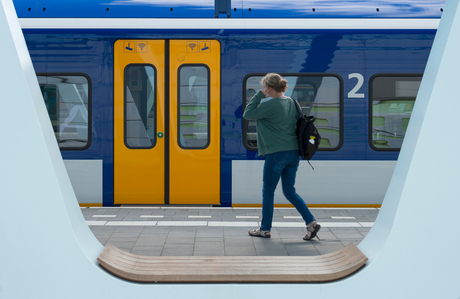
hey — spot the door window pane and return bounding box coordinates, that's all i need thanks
[38,74,90,150]
[125,65,156,148]
[371,75,422,150]
[178,65,210,149]
[244,75,342,150]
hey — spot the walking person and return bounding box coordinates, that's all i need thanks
[243,73,320,241]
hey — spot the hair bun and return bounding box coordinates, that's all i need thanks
[261,73,288,93]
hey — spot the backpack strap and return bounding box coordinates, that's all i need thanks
[291,98,303,116]
[291,98,316,122]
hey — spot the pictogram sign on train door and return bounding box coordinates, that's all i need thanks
[114,40,220,205]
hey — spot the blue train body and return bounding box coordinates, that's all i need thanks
[14,0,445,207]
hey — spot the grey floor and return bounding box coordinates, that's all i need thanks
[83,207,378,256]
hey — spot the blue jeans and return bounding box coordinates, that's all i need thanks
[261,150,315,231]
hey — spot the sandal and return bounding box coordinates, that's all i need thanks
[304,221,321,241]
[248,228,271,238]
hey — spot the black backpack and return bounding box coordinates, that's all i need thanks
[292,99,321,169]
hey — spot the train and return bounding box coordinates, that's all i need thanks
[13,0,446,207]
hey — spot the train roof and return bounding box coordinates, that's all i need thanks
[14,0,445,19]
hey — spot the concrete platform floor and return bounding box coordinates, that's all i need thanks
[82,206,378,256]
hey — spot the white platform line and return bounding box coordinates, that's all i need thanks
[235,216,260,219]
[319,222,362,227]
[89,206,235,210]
[92,215,117,218]
[160,207,217,210]
[89,206,121,209]
[283,216,302,219]
[208,221,259,227]
[331,216,356,219]
[105,221,157,226]
[188,215,212,218]
[359,222,375,227]
[87,206,379,211]
[85,221,374,227]
[310,208,380,210]
[90,206,161,209]
[140,215,164,218]
[86,221,107,226]
[272,222,305,227]
[156,221,208,226]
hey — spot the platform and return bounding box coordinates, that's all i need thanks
[83,207,375,257]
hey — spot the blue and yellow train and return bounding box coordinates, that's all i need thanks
[14,0,445,207]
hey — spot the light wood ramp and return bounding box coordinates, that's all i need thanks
[97,243,368,283]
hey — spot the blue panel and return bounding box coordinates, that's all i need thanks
[12,0,38,17]
[220,160,232,207]
[14,0,445,18]
[18,0,215,18]
[241,0,445,18]
[230,0,243,18]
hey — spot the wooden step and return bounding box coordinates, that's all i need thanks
[97,243,368,283]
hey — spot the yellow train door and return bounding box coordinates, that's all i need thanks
[114,40,220,205]
[169,40,220,205]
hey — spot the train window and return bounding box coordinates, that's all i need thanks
[370,74,422,150]
[124,65,156,149]
[37,74,91,150]
[243,74,343,151]
[178,65,210,149]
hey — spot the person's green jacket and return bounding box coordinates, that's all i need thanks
[243,90,299,156]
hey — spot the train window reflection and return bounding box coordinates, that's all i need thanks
[124,65,156,149]
[370,75,422,150]
[178,65,210,149]
[243,74,342,151]
[37,74,90,150]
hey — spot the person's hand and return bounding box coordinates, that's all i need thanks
[260,89,268,97]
